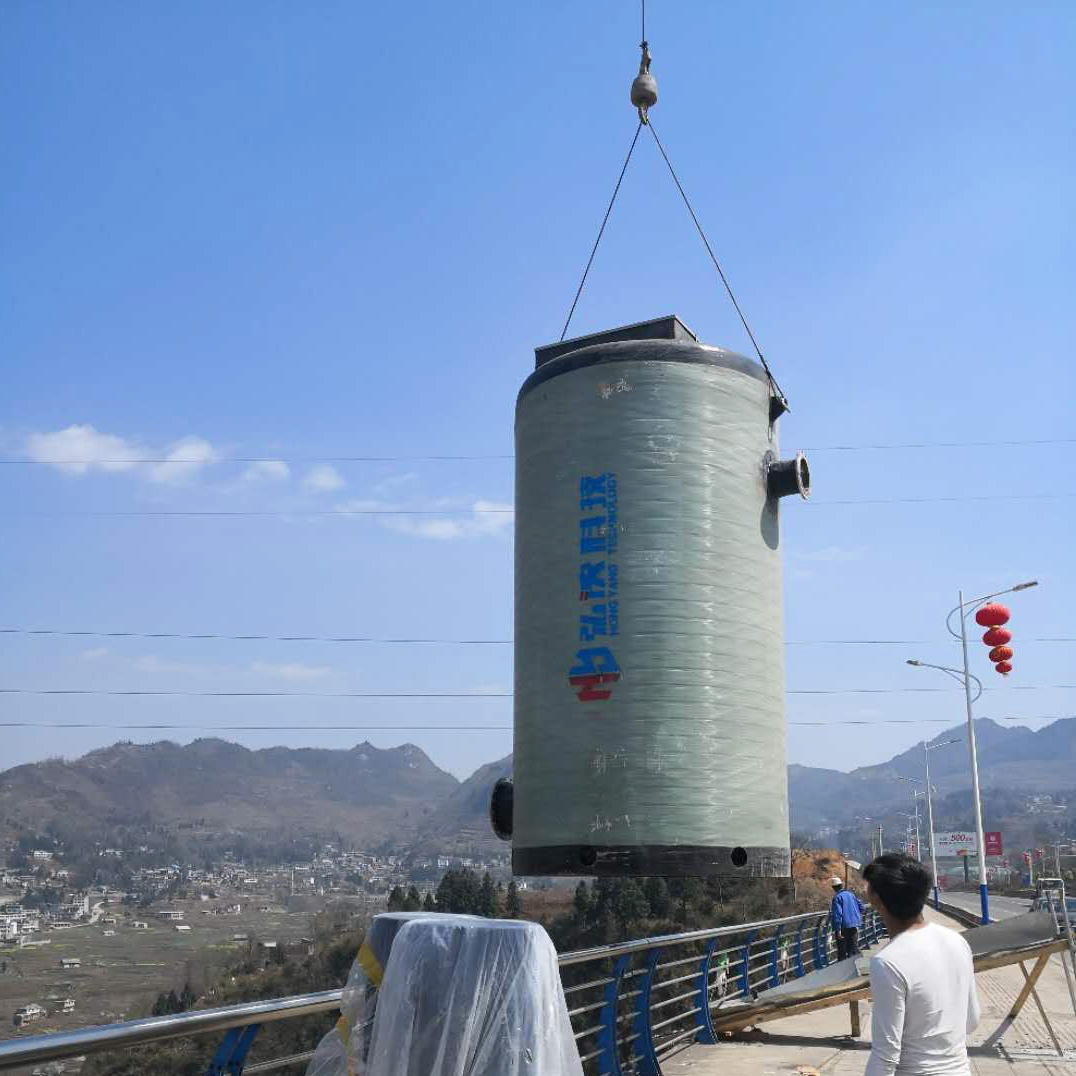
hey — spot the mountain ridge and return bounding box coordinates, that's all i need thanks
[2,719,1073,854]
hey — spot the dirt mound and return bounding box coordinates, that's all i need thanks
[792,849,863,906]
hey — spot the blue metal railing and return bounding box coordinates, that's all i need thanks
[561,907,886,1074]
[0,906,886,1076]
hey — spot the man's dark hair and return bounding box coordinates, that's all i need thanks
[863,853,932,920]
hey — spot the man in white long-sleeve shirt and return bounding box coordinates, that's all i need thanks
[863,853,981,1076]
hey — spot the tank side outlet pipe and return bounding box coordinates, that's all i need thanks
[766,452,810,500]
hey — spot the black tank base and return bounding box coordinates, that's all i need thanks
[513,843,791,878]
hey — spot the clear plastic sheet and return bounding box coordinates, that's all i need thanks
[365,917,584,1076]
[306,912,470,1076]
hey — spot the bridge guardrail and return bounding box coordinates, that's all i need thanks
[0,906,887,1075]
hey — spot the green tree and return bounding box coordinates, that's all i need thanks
[422,891,436,911]
[404,885,422,911]
[387,886,406,911]
[667,878,704,923]
[506,880,522,918]
[572,881,592,924]
[479,873,499,918]
[436,869,482,913]
[611,879,649,932]
[643,877,671,919]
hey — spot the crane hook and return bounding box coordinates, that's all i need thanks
[630,40,657,124]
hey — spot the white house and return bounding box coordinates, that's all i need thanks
[13,1003,46,1027]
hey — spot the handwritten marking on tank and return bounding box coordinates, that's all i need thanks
[598,378,633,399]
[646,434,681,461]
[569,472,622,701]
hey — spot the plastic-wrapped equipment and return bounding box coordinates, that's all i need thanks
[306,912,465,1076]
[364,917,584,1076]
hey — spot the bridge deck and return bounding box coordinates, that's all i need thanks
[667,910,1076,1076]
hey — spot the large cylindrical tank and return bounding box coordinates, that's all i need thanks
[511,315,808,877]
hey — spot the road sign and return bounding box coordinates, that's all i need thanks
[985,831,1003,856]
[936,832,977,854]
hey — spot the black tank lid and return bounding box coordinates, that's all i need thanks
[520,315,769,407]
[534,314,697,368]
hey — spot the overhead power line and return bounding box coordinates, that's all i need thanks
[1,685,1072,699]
[0,715,1068,732]
[3,626,1072,646]
[3,493,1074,518]
[2,437,1073,467]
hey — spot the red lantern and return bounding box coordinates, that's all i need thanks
[995,661,1012,676]
[982,626,1011,646]
[988,645,1014,663]
[975,603,1010,627]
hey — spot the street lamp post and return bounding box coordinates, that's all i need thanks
[897,777,927,863]
[911,792,924,862]
[908,739,959,909]
[910,579,1038,925]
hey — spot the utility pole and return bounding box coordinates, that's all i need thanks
[878,825,884,856]
[956,589,990,925]
[924,744,941,909]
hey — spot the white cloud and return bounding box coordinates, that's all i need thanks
[383,499,514,541]
[242,460,291,483]
[25,425,216,484]
[251,661,331,682]
[149,436,217,484]
[26,425,142,474]
[80,647,109,660]
[302,465,345,493]
[331,497,513,540]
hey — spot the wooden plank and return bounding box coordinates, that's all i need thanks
[1008,953,1050,1019]
[849,1000,861,1037]
[710,939,1068,1034]
[1020,961,1064,1058]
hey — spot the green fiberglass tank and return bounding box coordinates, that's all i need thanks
[508,316,809,877]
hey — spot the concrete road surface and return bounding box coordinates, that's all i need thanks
[666,906,1076,1076]
[944,891,1034,921]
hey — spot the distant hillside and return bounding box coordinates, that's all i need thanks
[0,738,459,851]
[2,719,1073,857]
[791,718,1076,828]
[411,754,512,855]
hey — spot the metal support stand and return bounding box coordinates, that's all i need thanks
[1046,889,1076,1020]
[597,954,629,1076]
[631,948,662,1076]
[1019,961,1064,1057]
[205,1024,261,1076]
[694,939,720,1045]
[794,919,809,978]
[739,930,759,998]
[768,925,785,989]
[813,920,827,970]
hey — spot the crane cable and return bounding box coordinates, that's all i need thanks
[558,1,787,407]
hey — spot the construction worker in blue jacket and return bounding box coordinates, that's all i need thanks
[830,876,864,959]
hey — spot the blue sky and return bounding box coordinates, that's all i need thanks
[2,2,1073,781]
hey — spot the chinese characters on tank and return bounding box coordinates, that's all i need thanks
[569,472,621,701]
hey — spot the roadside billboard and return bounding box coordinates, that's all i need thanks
[936,832,977,855]
[934,831,1003,856]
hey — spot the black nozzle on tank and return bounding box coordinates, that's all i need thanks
[766,451,810,500]
[489,778,513,841]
